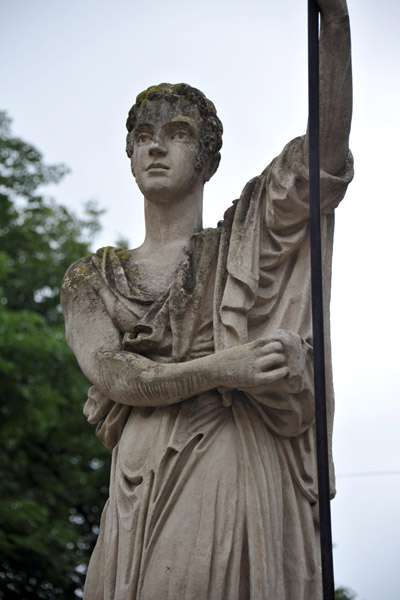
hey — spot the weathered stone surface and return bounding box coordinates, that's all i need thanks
[61,2,353,598]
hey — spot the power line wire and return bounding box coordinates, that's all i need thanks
[336,470,400,479]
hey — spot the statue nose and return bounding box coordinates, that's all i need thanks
[149,135,167,156]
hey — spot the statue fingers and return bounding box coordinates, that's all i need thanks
[261,366,290,383]
[256,351,286,371]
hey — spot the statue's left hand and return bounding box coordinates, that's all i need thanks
[305,0,352,175]
[316,0,349,20]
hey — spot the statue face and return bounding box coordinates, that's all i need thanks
[131,100,204,203]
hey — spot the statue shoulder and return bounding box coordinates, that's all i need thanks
[61,246,114,295]
[61,254,98,295]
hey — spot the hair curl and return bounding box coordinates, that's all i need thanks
[126,83,223,172]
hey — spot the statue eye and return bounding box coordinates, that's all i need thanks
[136,132,152,145]
[171,129,191,142]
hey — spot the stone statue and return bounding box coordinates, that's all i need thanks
[61,1,353,597]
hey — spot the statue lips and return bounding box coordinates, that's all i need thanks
[146,163,169,172]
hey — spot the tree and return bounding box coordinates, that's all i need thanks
[0,111,110,599]
[335,586,357,600]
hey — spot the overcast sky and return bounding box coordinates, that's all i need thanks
[2,1,400,598]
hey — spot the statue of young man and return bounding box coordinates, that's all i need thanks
[61,1,353,597]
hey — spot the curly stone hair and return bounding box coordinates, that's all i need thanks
[126,83,223,172]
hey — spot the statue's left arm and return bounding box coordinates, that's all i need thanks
[256,0,353,233]
[304,0,352,174]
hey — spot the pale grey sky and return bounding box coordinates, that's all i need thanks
[2,1,399,598]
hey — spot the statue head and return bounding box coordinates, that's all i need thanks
[126,83,223,178]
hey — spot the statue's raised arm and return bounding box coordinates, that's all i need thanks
[305,0,352,173]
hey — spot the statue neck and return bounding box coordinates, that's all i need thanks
[141,188,204,255]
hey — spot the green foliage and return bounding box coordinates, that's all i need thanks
[335,586,357,600]
[0,111,110,598]
[114,236,130,250]
[0,111,103,326]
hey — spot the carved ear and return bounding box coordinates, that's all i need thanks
[204,153,221,183]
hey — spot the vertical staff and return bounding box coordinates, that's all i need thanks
[307,1,335,599]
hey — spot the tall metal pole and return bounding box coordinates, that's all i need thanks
[307,1,335,599]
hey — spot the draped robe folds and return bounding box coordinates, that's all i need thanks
[61,136,354,600]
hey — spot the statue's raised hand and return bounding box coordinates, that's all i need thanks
[316,0,349,20]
